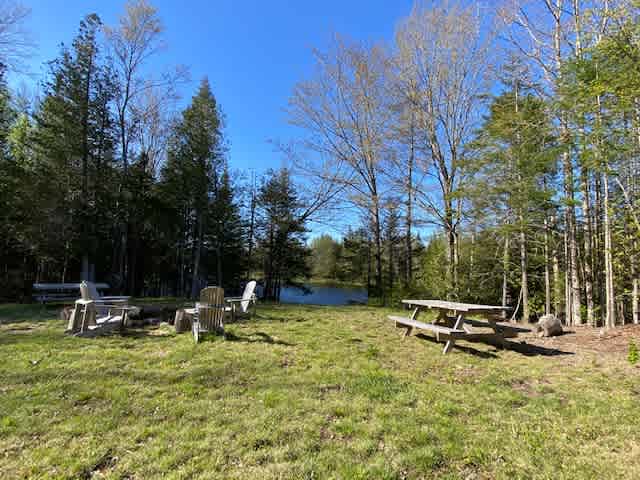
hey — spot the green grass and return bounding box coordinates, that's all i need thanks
[1,303,639,479]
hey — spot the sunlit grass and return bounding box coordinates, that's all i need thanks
[0,303,638,479]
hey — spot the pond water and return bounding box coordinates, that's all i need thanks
[279,283,368,306]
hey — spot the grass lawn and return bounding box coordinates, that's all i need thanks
[1,303,639,479]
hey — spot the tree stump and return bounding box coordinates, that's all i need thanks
[174,309,193,333]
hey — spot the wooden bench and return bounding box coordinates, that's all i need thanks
[389,315,466,337]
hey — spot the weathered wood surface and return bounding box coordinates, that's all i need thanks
[174,309,193,333]
[33,282,110,303]
[389,315,466,336]
[391,299,515,355]
[402,299,511,313]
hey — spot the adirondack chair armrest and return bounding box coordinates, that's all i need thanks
[75,299,95,306]
[225,295,257,304]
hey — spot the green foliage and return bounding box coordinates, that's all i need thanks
[418,235,449,300]
[310,234,342,280]
[629,341,639,365]
[256,168,310,300]
[158,78,238,295]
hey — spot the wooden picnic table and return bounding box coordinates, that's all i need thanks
[389,299,512,354]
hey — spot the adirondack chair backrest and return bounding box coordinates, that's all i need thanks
[85,282,101,300]
[80,281,91,301]
[199,286,225,331]
[240,281,257,313]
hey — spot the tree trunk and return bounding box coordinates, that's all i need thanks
[564,230,571,325]
[519,217,529,323]
[603,170,616,328]
[372,197,383,297]
[191,212,204,299]
[580,163,595,325]
[405,136,414,287]
[544,216,551,315]
[502,234,510,319]
[594,172,605,325]
[553,241,561,317]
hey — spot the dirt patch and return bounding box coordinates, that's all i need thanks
[523,323,640,357]
[510,378,553,398]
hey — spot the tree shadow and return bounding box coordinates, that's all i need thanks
[413,333,573,358]
[224,331,295,346]
[501,339,574,357]
[414,333,499,359]
[0,303,61,325]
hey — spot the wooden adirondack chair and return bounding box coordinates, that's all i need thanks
[192,286,226,343]
[68,282,131,334]
[225,280,257,321]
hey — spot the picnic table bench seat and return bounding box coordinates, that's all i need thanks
[389,315,466,336]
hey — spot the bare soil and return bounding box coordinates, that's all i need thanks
[523,322,640,357]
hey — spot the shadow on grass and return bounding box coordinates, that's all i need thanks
[501,339,574,357]
[413,333,573,358]
[223,331,295,346]
[0,303,60,325]
[414,333,499,359]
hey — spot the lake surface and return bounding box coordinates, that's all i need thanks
[280,283,368,306]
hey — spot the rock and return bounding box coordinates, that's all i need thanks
[532,314,563,337]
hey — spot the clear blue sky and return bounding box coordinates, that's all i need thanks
[14,0,415,176]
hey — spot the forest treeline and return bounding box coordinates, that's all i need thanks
[0,1,313,301]
[291,0,640,328]
[2,0,640,327]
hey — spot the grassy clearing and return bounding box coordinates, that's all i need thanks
[0,303,639,479]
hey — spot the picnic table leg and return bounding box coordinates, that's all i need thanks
[400,307,420,338]
[488,318,505,349]
[442,313,464,354]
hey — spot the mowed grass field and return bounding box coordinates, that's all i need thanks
[1,303,639,479]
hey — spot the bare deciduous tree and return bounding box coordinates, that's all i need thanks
[288,36,392,295]
[0,0,32,72]
[394,1,493,296]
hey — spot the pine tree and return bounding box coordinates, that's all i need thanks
[256,169,310,301]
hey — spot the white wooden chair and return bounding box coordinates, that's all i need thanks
[225,280,257,321]
[69,282,132,333]
[191,286,227,343]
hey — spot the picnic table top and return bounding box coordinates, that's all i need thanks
[401,299,511,313]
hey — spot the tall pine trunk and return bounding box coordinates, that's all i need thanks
[519,216,529,323]
[544,216,551,315]
[502,234,510,319]
[580,167,595,325]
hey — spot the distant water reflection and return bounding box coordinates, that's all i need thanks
[279,283,368,306]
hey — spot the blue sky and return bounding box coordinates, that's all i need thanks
[14,0,414,174]
[11,0,424,239]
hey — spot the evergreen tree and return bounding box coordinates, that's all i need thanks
[160,77,226,297]
[256,169,310,301]
[467,83,557,321]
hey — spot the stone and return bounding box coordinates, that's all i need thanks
[532,314,563,337]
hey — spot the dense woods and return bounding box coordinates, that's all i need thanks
[2,0,640,327]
